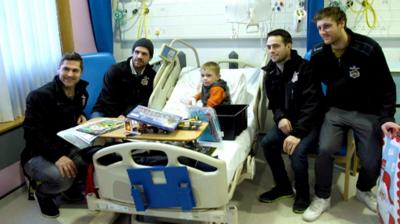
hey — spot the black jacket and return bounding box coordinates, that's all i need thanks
[21,76,88,165]
[262,50,323,138]
[92,57,156,117]
[311,28,396,124]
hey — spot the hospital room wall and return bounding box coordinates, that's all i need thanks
[58,0,97,53]
[114,38,399,72]
[112,0,400,70]
[115,38,307,67]
[0,128,25,198]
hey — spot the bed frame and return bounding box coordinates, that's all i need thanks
[86,39,266,224]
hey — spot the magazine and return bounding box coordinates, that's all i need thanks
[127,105,182,132]
[57,118,124,149]
[76,119,124,135]
[57,126,97,149]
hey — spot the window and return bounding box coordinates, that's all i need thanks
[0,0,61,122]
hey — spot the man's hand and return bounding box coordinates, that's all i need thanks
[278,118,293,135]
[55,156,77,178]
[381,121,400,138]
[118,115,126,119]
[77,114,87,125]
[283,135,301,155]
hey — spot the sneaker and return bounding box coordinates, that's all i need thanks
[302,196,330,222]
[293,194,310,214]
[258,186,294,203]
[34,192,60,218]
[356,189,377,213]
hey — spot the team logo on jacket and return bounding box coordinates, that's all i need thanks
[81,95,86,106]
[291,71,299,83]
[141,76,149,86]
[349,66,360,79]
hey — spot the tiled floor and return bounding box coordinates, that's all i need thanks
[0,155,377,224]
[231,157,377,224]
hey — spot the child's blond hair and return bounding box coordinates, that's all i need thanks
[201,61,220,77]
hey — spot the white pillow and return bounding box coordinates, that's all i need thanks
[219,69,247,104]
[162,69,200,118]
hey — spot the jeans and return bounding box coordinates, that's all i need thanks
[315,107,382,198]
[23,148,87,197]
[261,124,319,196]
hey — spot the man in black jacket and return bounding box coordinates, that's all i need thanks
[21,52,88,218]
[303,7,396,222]
[91,38,156,118]
[258,29,323,214]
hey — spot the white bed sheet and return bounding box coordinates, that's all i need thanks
[162,67,263,183]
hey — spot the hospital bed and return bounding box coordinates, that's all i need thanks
[86,39,266,223]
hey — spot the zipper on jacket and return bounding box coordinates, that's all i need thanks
[290,88,296,113]
[284,85,290,110]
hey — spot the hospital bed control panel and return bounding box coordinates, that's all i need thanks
[159,43,178,62]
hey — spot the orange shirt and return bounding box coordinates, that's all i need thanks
[194,86,226,107]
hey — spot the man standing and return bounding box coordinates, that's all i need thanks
[92,38,156,118]
[258,29,323,214]
[303,7,396,222]
[21,52,88,218]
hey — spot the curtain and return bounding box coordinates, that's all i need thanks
[0,0,61,122]
[88,0,113,53]
[306,0,324,51]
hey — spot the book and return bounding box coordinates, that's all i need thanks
[127,105,182,132]
[76,118,124,135]
[57,118,124,149]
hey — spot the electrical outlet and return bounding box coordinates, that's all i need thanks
[292,7,306,32]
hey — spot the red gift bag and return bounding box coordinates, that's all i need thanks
[378,136,400,224]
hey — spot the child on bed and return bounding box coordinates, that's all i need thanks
[192,61,231,108]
